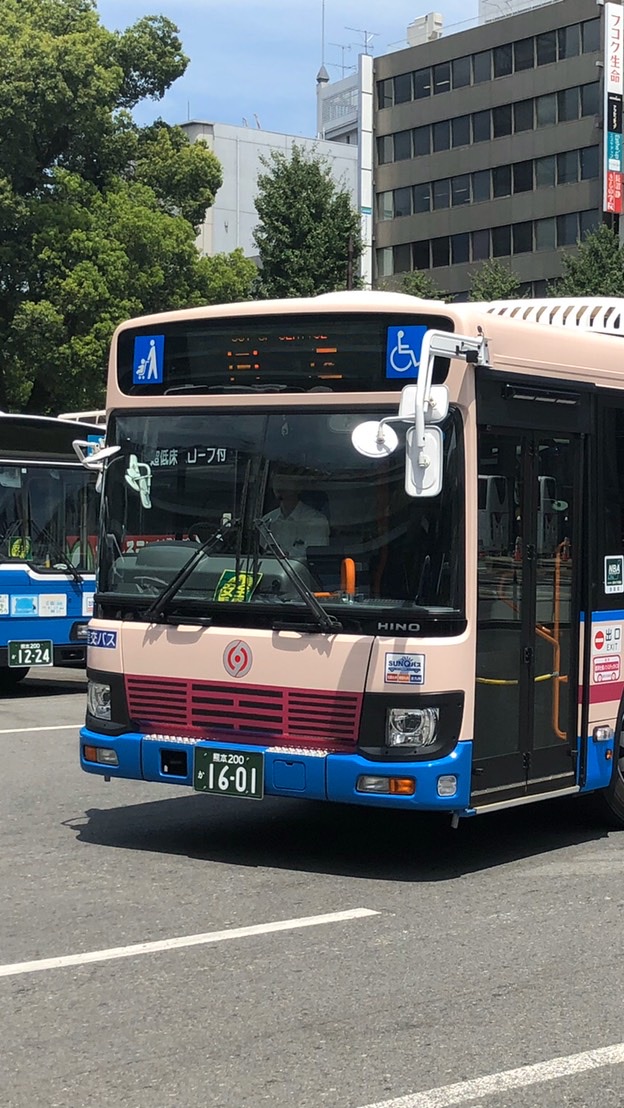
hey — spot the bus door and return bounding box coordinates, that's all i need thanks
[473,377,588,806]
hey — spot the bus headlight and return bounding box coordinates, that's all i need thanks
[87,680,111,721]
[386,707,439,750]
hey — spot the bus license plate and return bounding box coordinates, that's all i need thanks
[194,747,264,800]
[8,640,53,667]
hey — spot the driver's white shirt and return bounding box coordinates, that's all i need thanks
[262,500,329,556]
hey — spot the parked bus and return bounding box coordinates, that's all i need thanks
[0,413,102,689]
[79,291,624,825]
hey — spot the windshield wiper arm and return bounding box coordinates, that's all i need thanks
[30,522,82,583]
[254,518,342,633]
[143,520,237,622]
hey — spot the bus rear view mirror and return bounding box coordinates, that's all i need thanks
[351,420,399,458]
[399,384,449,423]
[405,426,443,498]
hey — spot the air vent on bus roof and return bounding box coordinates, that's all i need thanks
[480,297,624,335]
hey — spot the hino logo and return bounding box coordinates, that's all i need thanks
[377,621,421,633]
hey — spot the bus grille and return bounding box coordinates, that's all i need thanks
[125,675,362,744]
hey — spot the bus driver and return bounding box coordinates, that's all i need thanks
[261,471,330,557]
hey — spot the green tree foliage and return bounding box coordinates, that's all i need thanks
[551,223,624,296]
[469,259,523,302]
[401,270,447,301]
[253,144,362,298]
[0,0,255,412]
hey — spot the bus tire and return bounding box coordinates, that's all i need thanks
[0,666,29,691]
[597,729,624,828]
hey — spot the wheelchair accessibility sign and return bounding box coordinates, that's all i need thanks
[385,325,427,380]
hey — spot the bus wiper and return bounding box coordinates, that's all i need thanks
[254,518,342,633]
[30,522,82,583]
[143,519,237,622]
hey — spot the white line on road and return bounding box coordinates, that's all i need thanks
[0,908,378,979]
[359,1042,624,1108]
[0,724,81,735]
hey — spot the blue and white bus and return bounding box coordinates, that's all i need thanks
[0,413,102,690]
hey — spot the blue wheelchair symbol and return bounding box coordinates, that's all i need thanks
[386,326,427,380]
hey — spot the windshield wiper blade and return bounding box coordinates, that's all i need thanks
[143,519,237,622]
[254,518,342,633]
[30,522,82,583]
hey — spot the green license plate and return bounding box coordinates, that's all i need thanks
[194,747,264,800]
[8,639,53,667]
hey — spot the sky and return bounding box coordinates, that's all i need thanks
[97,0,478,137]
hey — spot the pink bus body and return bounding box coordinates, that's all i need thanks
[80,291,624,825]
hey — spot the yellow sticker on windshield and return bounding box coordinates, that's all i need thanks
[214,570,262,603]
[9,537,32,559]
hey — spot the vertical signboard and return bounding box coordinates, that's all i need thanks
[604,2,624,214]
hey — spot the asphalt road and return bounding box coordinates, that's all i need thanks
[2,669,624,1108]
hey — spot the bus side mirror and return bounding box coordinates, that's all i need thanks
[405,426,443,498]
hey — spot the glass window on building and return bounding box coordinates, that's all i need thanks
[536,30,557,66]
[452,115,471,147]
[514,99,533,132]
[580,146,599,180]
[472,169,491,203]
[433,179,451,210]
[393,242,412,272]
[413,241,430,270]
[413,181,431,213]
[451,233,470,264]
[558,87,579,122]
[452,56,471,89]
[451,175,471,206]
[433,62,451,94]
[431,236,450,267]
[378,192,393,220]
[558,24,580,59]
[394,129,413,160]
[394,187,412,218]
[535,155,556,188]
[535,217,556,251]
[581,82,600,117]
[472,228,490,260]
[514,38,534,72]
[377,136,393,165]
[493,44,513,78]
[513,161,533,193]
[433,119,451,151]
[557,212,578,246]
[377,80,393,109]
[579,209,599,238]
[377,246,393,277]
[473,50,492,84]
[472,110,491,143]
[493,165,512,197]
[512,222,533,254]
[493,104,512,137]
[536,93,557,127]
[413,68,432,99]
[557,150,578,185]
[413,125,431,156]
[582,18,600,54]
[492,225,511,257]
[394,72,413,104]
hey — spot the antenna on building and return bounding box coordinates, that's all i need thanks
[242,117,248,127]
[254,113,261,129]
[321,0,326,66]
[328,42,355,77]
[345,25,379,55]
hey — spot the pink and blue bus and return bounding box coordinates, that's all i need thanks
[79,291,624,826]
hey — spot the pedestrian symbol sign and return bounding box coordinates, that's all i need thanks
[133,335,165,385]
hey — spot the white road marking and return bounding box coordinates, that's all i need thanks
[0,724,80,735]
[359,1043,624,1108]
[0,908,378,979]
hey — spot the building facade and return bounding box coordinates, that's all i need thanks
[373,0,604,298]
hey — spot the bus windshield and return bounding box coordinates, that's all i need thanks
[100,409,464,621]
[0,465,98,572]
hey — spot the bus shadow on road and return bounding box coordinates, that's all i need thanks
[70,792,612,881]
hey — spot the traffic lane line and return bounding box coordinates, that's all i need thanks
[0,723,81,735]
[358,1042,624,1108]
[0,908,378,978]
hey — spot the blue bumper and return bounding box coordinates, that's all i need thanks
[79,727,473,810]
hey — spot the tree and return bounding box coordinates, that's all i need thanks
[469,259,523,301]
[401,270,447,301]
[551,223,624,296]
[253,144,362,298]
[0,0,255,413]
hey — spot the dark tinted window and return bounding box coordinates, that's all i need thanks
[558,25,580,59]
[580,146,599,179]
[414,68,431,99]
[433,62,451,94]
[394,73,412,104]
[472,110,491,142]
[473,50,491,83]
[452,115,471,147]
[535,217,555,251]
[393,243,412,272]
[433,179,450,209]
[413,182,431,213]
[581,82,599,116]
[378,79,393,108]
[514,99,533,132]
[512,222,532,254]
[493,44,513,78]
[493,104,512,137]
[413,125,430,156]
[452,175,471,206]
[431,237,450,267]
[472,228,490,260]
[579,209,599,238]
[557,150,578,185]
[558,87,578,122]
[493,165,511,197]
[535,155,556,187]
[394,130,412,160]
[451,233,470,264]
[513,161,533,192]
[492,225,511,257]
[536,31,556,65]
[536,93,556,127]
[394,186,412,217]
[514,38,534,71]
[472,170,490,203]
[413,241,430,270]
[557,213,578,246]
[433,120,451,151]
[582,18,600,54]
[452,56,471,88]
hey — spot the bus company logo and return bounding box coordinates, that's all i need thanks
[384,652,425,685]
[223,639,252,678]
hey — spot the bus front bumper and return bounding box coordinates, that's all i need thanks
[79,727,473,810]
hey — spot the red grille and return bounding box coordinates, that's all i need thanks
[125,674,362,745]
